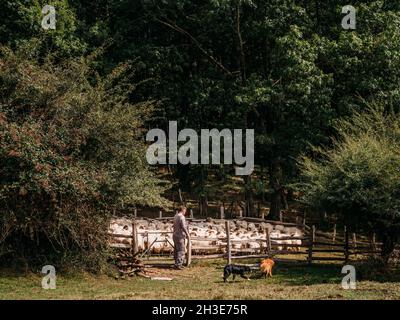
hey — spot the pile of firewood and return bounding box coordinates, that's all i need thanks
[117,259,144,277]
[112,249,144,278]
[113,250,173,280]
[112,250,174,280]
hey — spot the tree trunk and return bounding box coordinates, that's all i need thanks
[234,2,253,217]
[178,188,183,204]
[281,187,288,210]
[269,159,283,220]
[381,233,396,265]
[244,175,254,216]
[260,167,266,202]
[198,196,208,217]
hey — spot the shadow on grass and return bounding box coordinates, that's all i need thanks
[271,263,342,286]
[207,258,344,286]
[208,254,400,285]
[247,262,400,285]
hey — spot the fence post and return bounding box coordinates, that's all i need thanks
[332,224,336,243]
[266,228,271,256]
[371,232,377,255]
[279,211,283,222]
[225,220,231,264]
[239,209,243,218]
[186,220,192,267]
[344,226,349,263]
[159,210,162,219]
[186,237,192,267]
[134,208,137,219]
[220,205,224,220]
[190,209,193,219]
[308,225,315,265]
[132,221,138,255]
[146,233,149,260]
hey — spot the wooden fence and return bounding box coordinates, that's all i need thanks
[307,225,382,264]
[110,212,382,266]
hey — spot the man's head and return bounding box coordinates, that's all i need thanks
[178,205,187,215]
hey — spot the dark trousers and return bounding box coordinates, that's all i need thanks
[173,235,185,267]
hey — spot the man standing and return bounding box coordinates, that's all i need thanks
[173,205,189,269]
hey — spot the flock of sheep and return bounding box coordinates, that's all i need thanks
[109,218,304,254]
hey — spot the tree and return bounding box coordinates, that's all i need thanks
[0,43,169,269]
[3,0,400,223]
[299,107,400,263]
[0,0,87,56]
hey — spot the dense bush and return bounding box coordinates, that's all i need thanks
[0,43,169,271]
[299,107,400,264]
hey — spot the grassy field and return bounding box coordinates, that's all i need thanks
[1,259,400,300]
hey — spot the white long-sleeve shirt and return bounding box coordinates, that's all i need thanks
[173,213,189,238]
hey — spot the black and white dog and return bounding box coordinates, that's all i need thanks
[223,264,251,282]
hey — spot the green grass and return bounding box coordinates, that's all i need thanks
[1,259,400,300]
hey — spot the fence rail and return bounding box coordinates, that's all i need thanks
[109,215,382,266]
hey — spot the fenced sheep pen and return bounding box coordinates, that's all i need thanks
[108,209,383,271]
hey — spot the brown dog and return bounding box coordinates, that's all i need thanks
[260,259,275,278]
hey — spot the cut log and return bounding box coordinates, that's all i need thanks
[151,277,173,281]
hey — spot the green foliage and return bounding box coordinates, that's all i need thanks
[0,0,87,56]
[0,43,169,270]
[2,0,400,268]
[299,107,400,261]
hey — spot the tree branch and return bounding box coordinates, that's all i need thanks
[154,17,233,76]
